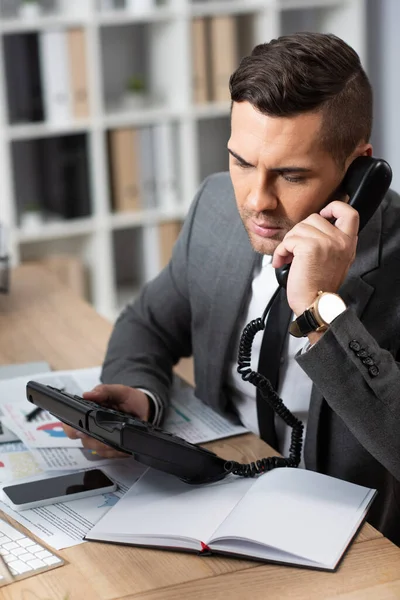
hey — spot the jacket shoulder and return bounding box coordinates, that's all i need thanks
[197,172,236,216]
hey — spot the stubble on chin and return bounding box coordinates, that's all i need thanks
[241,218,286,256]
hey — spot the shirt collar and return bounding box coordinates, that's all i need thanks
[262,254,273,268]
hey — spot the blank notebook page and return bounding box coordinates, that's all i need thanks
[211,468,374,566]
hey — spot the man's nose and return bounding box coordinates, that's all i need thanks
[247,177,278,212]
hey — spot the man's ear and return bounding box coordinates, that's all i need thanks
[344,143,373,171]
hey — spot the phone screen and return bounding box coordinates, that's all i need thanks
[3,469,114,505]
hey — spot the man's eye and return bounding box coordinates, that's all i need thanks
[234,160,252,169]
[282,174,305,183]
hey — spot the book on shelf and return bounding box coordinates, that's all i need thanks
[109,128,141,212]
[38,29,71,123]
[38,135,91,221]
[153,123,178,211]
[86,466,376,572]
[3,33,44,124]
[209,15,238,102]
[62,135,91,219]
[142,225,161,283]
[66,28,90,119]
[191,17,209,104]
[138,126,157,210]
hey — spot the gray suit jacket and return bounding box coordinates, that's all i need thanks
[102,172,400,546]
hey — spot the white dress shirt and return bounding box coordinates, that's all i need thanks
[226,255,313,466]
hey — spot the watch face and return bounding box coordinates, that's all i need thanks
[317,294,347,324]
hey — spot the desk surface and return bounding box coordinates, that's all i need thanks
[0,264,399,600]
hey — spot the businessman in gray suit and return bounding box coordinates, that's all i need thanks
[64,33,400,545]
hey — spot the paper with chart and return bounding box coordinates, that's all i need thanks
[164,378,247,443]
[0,366,247,447]
[0,367,101,448]
[1,401,82,449]
[0,366,247,551]
[0,361,51,444]
[0,447,42,483]
[0,459,146,549]
[0,367,116,470]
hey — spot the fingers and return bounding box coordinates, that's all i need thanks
[62,423,81,439]
[320,200,360,237]
[272,222,326,269]
[62,422,127,458]
[83,384,150,421]
[83,384,119,403]
[79,434,128,458]
[272,207,358,270]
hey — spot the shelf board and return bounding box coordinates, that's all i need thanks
[16,218,96,244]
[191,102,231,120]
[97,7,177,26]
[7,121,91,141]
[0,14,90,34]
[190,0,266,18]
[104,106,180,128]
[278,0,343,10]
[110,207,187,230]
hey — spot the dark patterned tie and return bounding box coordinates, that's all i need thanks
[256,286,292,447]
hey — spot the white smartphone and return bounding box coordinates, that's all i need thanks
[2,469,117,511]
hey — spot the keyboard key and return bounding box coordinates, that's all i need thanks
[36,550,53,559]
[7,560,33,574]
[10,547,27,557]
[17,552,33,562]
[3,542,18,551]
[0,522,25,541]
[29,544,44,554]
[27,558,45,569]
[44,555,62,565]
[18,538,35,548]
[17,552,35,562]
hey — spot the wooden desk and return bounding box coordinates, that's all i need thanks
[0,264,400,600]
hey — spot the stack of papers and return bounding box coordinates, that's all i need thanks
[0,364,247,550]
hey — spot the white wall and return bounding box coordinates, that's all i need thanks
[367,0,400,193]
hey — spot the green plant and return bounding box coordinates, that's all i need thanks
[126,75,146,93]
[22,0,38,4]
[24,202,41,212]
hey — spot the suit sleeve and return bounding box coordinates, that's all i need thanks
[296,308,400,481]
[100,178,209,418]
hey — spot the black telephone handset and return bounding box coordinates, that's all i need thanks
[275,156,393,288]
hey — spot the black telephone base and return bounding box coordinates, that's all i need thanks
[26,381,229,485]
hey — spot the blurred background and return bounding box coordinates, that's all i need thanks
[0,0,397,319]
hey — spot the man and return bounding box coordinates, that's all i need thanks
[64,33,400,545]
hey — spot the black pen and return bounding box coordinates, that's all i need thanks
[25,407,43,422]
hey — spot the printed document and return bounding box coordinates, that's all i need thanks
[0,459,146,549]
[0,366,247,550]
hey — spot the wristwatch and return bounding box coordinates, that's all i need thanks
[289,291,347,338]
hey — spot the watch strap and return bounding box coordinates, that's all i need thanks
[289,308,322,338]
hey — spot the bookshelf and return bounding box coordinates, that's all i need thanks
[0,0,367,320]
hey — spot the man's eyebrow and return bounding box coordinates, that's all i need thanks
[227,148,254,167]
[270,166,313,173]
[228,148,313,173]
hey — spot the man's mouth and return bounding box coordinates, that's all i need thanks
[249,219,282,238]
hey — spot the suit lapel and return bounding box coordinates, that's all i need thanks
[305,208,382,471]
[205,218,257,411]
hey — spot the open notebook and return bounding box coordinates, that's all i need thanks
[86,467,376,571]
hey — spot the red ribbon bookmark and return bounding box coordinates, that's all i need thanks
[200,541,211,553]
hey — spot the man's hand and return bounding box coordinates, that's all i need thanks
[272,201,359,316]
[62,384,151,458]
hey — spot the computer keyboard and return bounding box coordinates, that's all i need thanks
[0,517,64,585]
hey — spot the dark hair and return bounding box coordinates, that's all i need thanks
[229,32,372,165]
